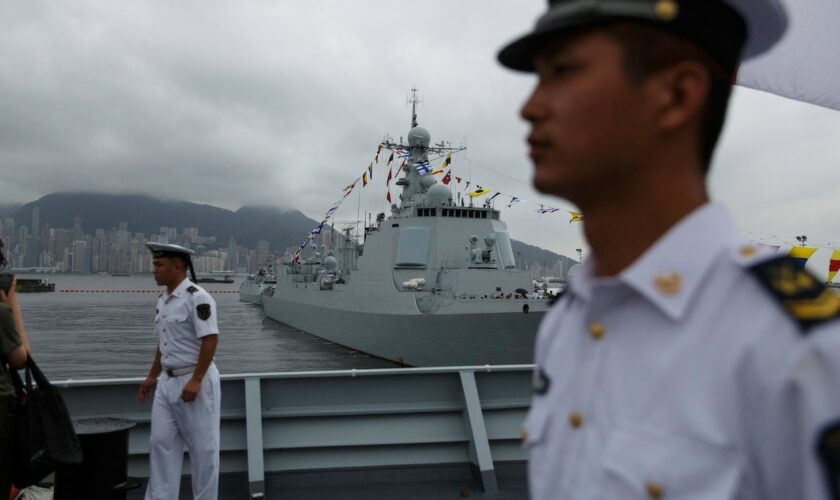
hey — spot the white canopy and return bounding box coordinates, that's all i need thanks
[737,0,840,111]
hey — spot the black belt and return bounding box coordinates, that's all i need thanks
[164,366,195,377]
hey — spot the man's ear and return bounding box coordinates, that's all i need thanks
[651,60,710,132]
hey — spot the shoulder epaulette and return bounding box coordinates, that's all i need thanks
[187,286,199,294]
[749,256,840,331]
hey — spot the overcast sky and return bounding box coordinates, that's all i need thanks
[2,1,840,269]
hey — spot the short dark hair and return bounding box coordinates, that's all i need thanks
[603,22,734,171]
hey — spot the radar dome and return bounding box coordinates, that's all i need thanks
[426,183,451,206]
[324,256,338,272]
[408,126,431,148]
[420,176,437,189]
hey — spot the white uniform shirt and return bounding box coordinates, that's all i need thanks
[527,203,840,500]
[154,279,218,371]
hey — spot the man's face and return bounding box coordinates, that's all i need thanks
[152,257,181,287]
[521,29,656,204]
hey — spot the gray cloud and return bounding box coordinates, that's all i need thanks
[1,1,839,262]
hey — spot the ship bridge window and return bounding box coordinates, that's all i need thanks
[395,227,430,268]
[495,231,516,269]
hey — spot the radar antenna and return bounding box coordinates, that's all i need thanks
[407,87,422,128]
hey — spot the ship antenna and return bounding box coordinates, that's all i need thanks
[408,87,422,128]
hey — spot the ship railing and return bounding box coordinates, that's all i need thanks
[57,364,534,498]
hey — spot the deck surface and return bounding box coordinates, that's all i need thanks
[126,464,529,499]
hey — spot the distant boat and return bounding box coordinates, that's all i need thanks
[197,274,235,284]
[16,278,55,293]
[110,272,131,277]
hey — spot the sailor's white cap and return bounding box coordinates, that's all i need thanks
[498,0,788,72]
[145,242,195,259]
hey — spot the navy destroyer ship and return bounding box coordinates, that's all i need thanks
[263,93,548,366]
[239,267,277,304]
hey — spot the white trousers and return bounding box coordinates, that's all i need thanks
[145,364,221,500]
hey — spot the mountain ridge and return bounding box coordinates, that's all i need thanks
[10,192,573,270]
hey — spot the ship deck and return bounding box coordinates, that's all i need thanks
[126,464,528,499]
[59,365,534,499]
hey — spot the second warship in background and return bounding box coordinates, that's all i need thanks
[262,92,549,366]
[239,267,277,305]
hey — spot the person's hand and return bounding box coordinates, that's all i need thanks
[0,277,19,310]
[139,376,157,401]
[181,378,202,402]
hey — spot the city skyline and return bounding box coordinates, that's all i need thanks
[0,210,275,275]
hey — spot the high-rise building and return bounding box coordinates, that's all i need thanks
[182,227,199,242]
[2,219,14,244]
[72,240,88,273]
[23,237,38,267]
[72,217,82,241]
[256,240,270,270]
[31,207,40,236]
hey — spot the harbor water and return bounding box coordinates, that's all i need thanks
[16,273,400,380]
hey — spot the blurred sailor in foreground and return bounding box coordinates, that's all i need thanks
[499,1,840,498]
[140,243,220,500]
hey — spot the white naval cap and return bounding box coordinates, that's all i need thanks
[497,0,788,73]
[145,242,195,259]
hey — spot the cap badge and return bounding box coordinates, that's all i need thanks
[654,0,679,22]
[654,272,682,296]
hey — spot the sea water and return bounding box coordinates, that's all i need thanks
[15,273,399,380]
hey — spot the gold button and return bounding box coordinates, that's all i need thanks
[739,245,757,257]
[654,0,679,21]
[646,481,664,499]
[519,429,528,443]
[588,322,605,340]
[568,411,583,428]
[653,273,682,296]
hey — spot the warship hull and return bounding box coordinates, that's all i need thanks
[263,287,544,366]
[239,281,264,304]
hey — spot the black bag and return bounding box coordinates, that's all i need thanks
[10,355,83,488]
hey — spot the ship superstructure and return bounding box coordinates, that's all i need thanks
[263,91,548,366]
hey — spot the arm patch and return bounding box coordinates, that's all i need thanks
[818,420,840,500]
[749,256,840,331]
[196,303,211,320]
[187,286,198,294]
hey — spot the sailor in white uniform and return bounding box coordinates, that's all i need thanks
[139,243,221,500]
[498,1,840,499]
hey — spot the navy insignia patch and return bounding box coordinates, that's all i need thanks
[196,304,211,320]
[750,256,840,331]
[187,286,199,294]
[818,419,840,500]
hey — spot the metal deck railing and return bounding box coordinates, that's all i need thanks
[58,365,534,499]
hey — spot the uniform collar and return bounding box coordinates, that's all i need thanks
[568,203,738,321]
[163,278,192,300]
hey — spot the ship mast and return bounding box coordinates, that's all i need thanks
[378,89,467,212]
[409,87,420,129]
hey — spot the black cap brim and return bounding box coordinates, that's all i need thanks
[497,0,782,74]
